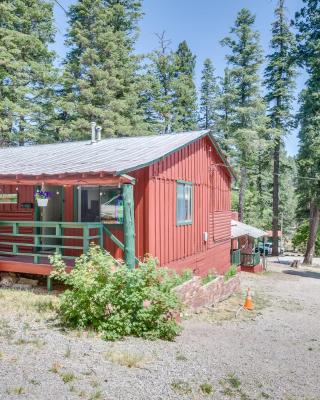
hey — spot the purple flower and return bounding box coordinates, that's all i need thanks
[34,190,51,200]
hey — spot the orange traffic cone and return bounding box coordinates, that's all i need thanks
[244,287,253,310]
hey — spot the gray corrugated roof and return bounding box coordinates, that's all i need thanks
[231,220,267,239]
[0,130,213,177]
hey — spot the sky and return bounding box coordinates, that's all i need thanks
[52,0,307,156]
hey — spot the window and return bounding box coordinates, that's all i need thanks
[176,181,192,225]
[100,188,123,224]
[79,186,123,224]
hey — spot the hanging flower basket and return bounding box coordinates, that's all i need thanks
[35,190,51,207]
[37,198,49,207]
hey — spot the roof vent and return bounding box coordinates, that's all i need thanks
[91,121,97,144]
[96,126,102,141]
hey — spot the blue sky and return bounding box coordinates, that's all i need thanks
[52,0,307,156]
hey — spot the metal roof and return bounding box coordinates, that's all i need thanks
[231,220,267,239]
[0,130,234,178]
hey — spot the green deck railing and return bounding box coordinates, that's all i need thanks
[240,251,261,267]
[231,249,241,266]
[0,221,103,264]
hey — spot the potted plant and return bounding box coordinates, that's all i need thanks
[34,190,51,207]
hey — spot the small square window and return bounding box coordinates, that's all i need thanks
[176,181,192,225]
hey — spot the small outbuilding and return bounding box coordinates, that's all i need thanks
[231,218,268,273]
[0,130,236,279]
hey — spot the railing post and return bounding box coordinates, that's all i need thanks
[123,184,135,269]
[34,236,40,264]
[12,222,18,256]
[56,223,62,255]
[83,225,89,253]
[99,224,103,248]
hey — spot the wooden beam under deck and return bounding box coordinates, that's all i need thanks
[0,258,72,276]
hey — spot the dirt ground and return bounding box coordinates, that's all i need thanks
[0,262,320,400]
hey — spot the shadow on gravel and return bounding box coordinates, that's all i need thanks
[283,269,320,280]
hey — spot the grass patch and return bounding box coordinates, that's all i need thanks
[196,290,270,323]
[60,372,76,383]
[105,350,148,368]
[6,387,25,395]
[171,379,192,395]
[89,390,103,400]
[0,318,15,338]
[220,374,250,400]
[202,271,217,285]
[14,337,45,347]
[199,382,214,395]
[0,289,58,318]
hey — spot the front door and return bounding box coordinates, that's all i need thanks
[40,185,63,250]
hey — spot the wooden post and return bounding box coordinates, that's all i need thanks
[263,236,266,270]
[123,184,135,269]
[47,276,53,292]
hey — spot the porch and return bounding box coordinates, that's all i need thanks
[231,248,261,267]
[0,175,136,282]
[0,220,101,270]
[231,219,267,273]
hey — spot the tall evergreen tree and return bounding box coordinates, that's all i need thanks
[221,9,267,222]
[58,0,147,140]
[172,41,197,131]
[264,0,296,255]
[295,0,320,264]
[199,58,219,130]
[0,0,56,146]
[215,67,235,151]
[143,32,175,134]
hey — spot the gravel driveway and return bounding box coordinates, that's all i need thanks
[0,263,319,400]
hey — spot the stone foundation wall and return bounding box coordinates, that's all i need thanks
[174,274,241,310]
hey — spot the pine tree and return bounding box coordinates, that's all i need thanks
[199,58,219,130]
[215,67,235,151]
[172,41,197,131]
[144,32,176,134]
[221,9,267,222]
[58,0,147,140]
[295,0,320,264]
[0,0,56,146]
[264,0,296,255]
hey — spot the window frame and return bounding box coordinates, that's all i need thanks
[77,186,124,226]
[176,180,193,226]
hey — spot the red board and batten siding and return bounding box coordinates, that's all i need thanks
[144,136,232,275]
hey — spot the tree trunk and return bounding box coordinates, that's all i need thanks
[272,138,280,256]
[238,165,247,222]
[303,200,319,265]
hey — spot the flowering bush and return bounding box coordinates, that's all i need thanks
[50,245,182,341]
[34,189,51,200]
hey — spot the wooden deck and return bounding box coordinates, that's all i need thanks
[0,255,74,275]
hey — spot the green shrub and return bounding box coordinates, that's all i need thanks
[224,265,237,281]
[50,246,182,341]
[201,270,217,285]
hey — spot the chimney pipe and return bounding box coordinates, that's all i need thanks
[96,126,102,141]
[91,121,96,143]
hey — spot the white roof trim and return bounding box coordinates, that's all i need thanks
[231,219,267,239]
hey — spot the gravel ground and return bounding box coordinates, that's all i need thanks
[0,263,320,400]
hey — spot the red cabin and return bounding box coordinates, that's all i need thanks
[0,130,235,279]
